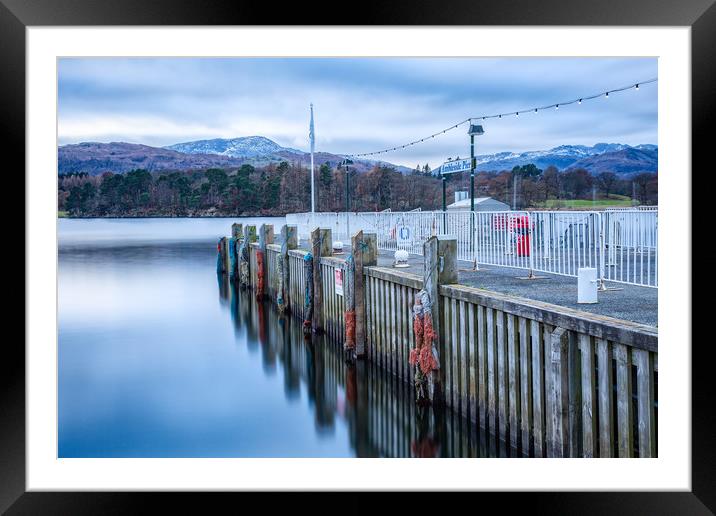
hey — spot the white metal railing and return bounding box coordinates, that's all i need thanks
[602,210,658,287]
[286,208,658,288]
[529,211,603,280]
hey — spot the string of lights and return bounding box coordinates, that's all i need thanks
[347,78,657,158]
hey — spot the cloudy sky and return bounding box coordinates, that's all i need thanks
[58,57,657,168]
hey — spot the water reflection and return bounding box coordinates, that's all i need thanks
[218,273,521,458]
[58,219,520,458]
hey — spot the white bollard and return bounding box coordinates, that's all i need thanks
[578,267,598,304]
[394,249,410,268]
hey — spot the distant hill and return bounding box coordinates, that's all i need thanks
[58,138,412,175]
[58,142,246,175]
[565,146,658,175]
[166,136,303,158]
[58,137,656,176]
[470,143,657,175]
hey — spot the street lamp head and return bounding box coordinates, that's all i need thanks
[468,124,485,136]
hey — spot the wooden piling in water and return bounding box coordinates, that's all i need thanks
[424,235,457,405]
[231,223,243,241]
[217,237,227,273]
[256,224,273,300]
[239,225,257,287]
[352,231,377,359]
[311,228,332,334]
[279,225,298,313]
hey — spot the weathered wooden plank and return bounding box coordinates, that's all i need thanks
[520,317,533,456]
[467,302,477,423]
[568,332,582,458]
[440,284,657,352]
[444,297,453,409]
[507,313,520,450]
[634,348,656,458]
[580,334,597,458]
[382,279,389,370]
[311,228,330,333]
[496,310,508,443]
[546,327,569,458]
[459,300,468,419]
[367,276,374,362]
[615,343,633,457]
[401,285,408,381]
[389,281,397,376]
[451,297,460,411]
[477,305,487,428]
[486,307,496,431]
[365,266,423,290]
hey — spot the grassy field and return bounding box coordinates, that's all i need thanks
[533,196,635,209]
[58,210,68,218]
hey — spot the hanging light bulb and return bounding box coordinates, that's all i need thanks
[555,104,559,110]
[605,92,609,98]
[515,112,519,117]
[535,108,538,113]
[578,99,582,105]
[499,114,502,119]
[635,83,639,90]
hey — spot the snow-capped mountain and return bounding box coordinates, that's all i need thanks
[166,136,302,158]
[469,143,656,173]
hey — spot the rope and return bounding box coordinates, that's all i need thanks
[409,289,440,403]
[303,252,313,334]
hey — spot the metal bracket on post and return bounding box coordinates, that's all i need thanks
[597,278,623,292]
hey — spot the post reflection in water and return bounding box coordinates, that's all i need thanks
[217,273,521,458]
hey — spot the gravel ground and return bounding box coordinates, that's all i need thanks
[291,243,658,327]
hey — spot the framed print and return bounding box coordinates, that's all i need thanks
[3,0,713,512]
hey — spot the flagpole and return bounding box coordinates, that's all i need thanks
[310,103,315,214]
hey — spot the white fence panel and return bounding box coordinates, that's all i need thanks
[285,208,657,288]
[602,210,658,287]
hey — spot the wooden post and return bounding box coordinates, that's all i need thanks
[546,326,570,457]
[424,235,457,404]
[352,231,376,358]
[217,237,227,273]
[239,225,257,288]
[231,223,243,241]
[281,225,298,312]
[246,225,257,243]
[257,224,273,300]
[311,227,332,333]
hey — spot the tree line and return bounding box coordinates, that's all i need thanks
[58,161,657,217]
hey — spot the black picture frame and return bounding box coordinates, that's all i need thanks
[3,0,712,512]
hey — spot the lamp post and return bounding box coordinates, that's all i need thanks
[442,174,447,233]
[467,123,484,210]
[467,123,485,268]
[341,158,354,240]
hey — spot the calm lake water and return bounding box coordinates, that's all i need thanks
[59,218,514,458]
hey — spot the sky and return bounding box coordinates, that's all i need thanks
[58,57,658,169]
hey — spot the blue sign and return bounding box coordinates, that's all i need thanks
[440,158,472,175]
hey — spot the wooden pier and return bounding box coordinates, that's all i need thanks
[219,223,658,458]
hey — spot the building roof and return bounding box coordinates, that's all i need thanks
[447,197,506,209]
